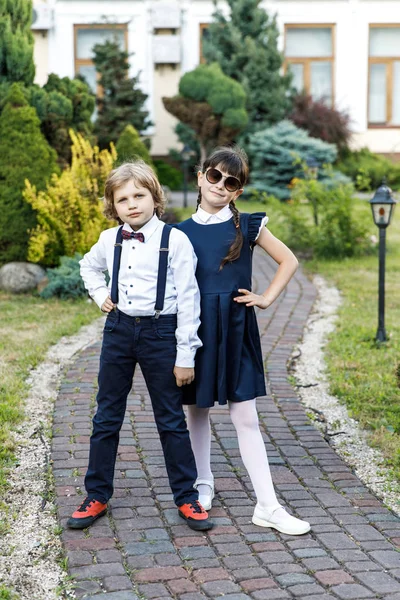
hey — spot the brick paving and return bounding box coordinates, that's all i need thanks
[54,250,400,600]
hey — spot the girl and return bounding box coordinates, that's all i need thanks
[178,146,310,535]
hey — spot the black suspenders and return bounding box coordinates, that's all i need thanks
[110,224,172,319]
[110,225,123,305]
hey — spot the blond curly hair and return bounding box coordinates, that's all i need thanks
[103,160,166,223]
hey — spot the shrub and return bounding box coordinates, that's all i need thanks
[24,131,117,266]
[289,93,351,152]
[0,76,95,169]
[40,255,87,299]
[251,178,371,259]
[291,177,371,258]
[337,147,400,191]
[247,120,337,199]
[154,159,183,190]
[250,191,313,252]
[0,83,57,264]
[115,124,153,165]
[38,74,95,166]
[163,63,248,163]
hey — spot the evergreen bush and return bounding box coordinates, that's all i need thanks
[163,63,248,162]
[40,254,87,299]
[0,83,57,264]
[115,125,153,165]
[153,160,183,190]
[248,120,337,199]
[337,147,400,191]
[24,131,116,266]
[36,74,95,166]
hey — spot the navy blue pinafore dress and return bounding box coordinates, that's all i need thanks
[178,212,267,408]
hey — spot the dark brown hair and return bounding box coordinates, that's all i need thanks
[103,160,165,223]
[197,146,249,268]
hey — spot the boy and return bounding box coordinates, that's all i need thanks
[67,160,212,532]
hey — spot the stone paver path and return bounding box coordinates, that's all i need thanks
[54,250,400,600]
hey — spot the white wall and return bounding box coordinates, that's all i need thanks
[35,0,400,156]
[50,1,154,122]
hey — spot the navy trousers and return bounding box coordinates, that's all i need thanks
[84,309,198,507]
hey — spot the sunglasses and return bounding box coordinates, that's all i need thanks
[205,168,242,193]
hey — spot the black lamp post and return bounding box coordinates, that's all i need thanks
[181,144,192,209]
[369,181,397,342]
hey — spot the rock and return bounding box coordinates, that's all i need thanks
[0,262,47,293]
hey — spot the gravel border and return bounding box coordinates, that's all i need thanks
[0,317,104,600]
[292,274,400,516]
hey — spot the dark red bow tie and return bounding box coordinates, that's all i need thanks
[122,230,145,243]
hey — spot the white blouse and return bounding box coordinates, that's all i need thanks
[192,205,269,240]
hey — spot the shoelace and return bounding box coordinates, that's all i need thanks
[77,497,96,512]
[188,500,206,514]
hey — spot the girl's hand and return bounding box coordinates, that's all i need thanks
[101,296,116,313]
[234,289,273,309]
[174,366,195,387]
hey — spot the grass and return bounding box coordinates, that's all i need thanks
[305,198,400,479]
[0,292,98,495]
[0,586,19,600]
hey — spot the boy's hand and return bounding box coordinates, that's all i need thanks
[101,296,116,313]
[174,367,194,387]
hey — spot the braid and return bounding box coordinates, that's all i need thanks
[219,200,243,270]
[196,188,202,210]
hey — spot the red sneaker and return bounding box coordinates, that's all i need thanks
[178,500,213,531]
[67,497,107,529]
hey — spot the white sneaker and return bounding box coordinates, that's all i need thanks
[194,478,214,511]
[252,503,310,535]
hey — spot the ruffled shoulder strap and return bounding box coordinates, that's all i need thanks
[247,212,268,244]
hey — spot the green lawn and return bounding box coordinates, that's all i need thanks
[0,293,99,496]
[305,199,400,478]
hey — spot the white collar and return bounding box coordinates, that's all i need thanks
[123,214,161,242]
[195,204,232,223]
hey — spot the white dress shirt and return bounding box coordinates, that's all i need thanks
[80,215,202,368]
[192,204,268,237]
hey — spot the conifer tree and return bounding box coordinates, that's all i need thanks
[0,83,57,263]
[0,0,35,86]
[93,40,151,149]
[203,0,293,132]
[115,125,153,166]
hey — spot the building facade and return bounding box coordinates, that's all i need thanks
[32,0,400,158]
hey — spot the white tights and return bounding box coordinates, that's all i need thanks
[187,399,279,508]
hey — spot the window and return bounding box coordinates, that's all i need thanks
[74,24,128,94]
[369,26,400,126]
[199,23,209,64]
[285,25,335,107]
